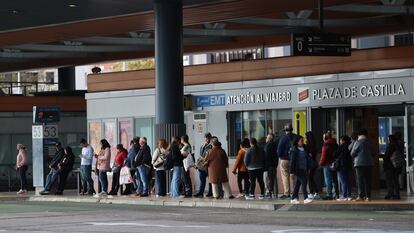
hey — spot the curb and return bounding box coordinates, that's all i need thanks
[2,196,414,212]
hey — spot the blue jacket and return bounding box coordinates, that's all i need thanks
[244,146,265,170]
[277,133,297,160]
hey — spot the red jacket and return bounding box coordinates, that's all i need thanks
[319,138,338,166]
[114,150,127,167]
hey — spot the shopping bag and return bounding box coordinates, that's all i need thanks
[119,166,133,185]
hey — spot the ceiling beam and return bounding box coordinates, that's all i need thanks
[183,27,305,37]
[326,4,414,14]
[6,44,153,53]
[0,51,96,59]
[224,16,397,28]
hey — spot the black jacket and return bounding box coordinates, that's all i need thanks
[50,148,65,169]
[333,144,353,171]
[289,147,310,176]
[264,141,278,168]
[58,153,75,172]
[384,142,400,171]
[134,144,152,167]
[172,144,184,167]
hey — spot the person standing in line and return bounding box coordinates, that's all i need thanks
[108,144,127,195]
[232,138,250,198]
[351,129,374,202]
[304,131,320,200]
[134,137,152,197]
[169,136,184,198]
[194,132,213,198]
[123,137,140,195]
[79,138,95,195]
[152,139,168,197]
[289,136,313,204]
[383,134,402,200]
[181,135,194,197]
[319,131,339,200]
[204,138,234,199]
[55,146,75,195]
[349,132,358,151]
[16,144,28,195]
[263,133,278,198]
[244,138,265,200]
[95,139,111,197]
[277,124,298,199]
[40,142,65,195]
[334,135,353,201]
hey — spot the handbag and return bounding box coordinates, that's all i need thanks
[329,159,340,171]
[391,150,405,169]
[195,157,207,171]
[153,154,165,168]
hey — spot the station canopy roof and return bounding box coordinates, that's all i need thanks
[0,0,413,72]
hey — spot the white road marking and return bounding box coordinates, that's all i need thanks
[86,222,209,228]
[271,229,413,233]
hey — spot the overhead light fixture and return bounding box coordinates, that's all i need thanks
[11,10,19,14]
[68,4,77,8]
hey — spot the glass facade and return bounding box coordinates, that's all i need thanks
[228,109,291,157]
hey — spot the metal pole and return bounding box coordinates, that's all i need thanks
[319,0,324,31]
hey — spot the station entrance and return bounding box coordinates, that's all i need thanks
[311,104,413,192]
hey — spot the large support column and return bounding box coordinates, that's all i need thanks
[58,66,76,91]
[154,0,186,142]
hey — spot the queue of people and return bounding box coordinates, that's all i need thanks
[15,125,405,203]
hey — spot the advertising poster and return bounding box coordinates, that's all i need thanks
[119,119,133,149]
[104,120,117,163]
[88,121,102,155]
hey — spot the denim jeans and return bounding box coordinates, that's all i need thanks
[323,166,334,197]
[99,171,108,192]
[135,167,143,194]
[44,168,59,191]
[138,165,150,195]
[80,165,94,194]
[197,169,207,194]
[338,169,351,198]
[291,174,308,200]
[171,166,182,197]
[156,170,166,196]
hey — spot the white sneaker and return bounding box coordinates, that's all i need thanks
[99,191,107,196]
[346,197,353,201]
[304,198,313,204]
[258,195,265,200]
[313,193,321,200]
[290,198,300,204]
[245,195,255,200]
[336,197,347,201]
[16,189,24,194]
[93,194,100,198]
[308,194,314,199]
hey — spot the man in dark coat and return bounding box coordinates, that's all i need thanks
[40,142,65,195]
[264,133,278,198]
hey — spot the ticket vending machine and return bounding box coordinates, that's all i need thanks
[32,106,60,195]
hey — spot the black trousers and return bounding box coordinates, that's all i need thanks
[109,171,120,194]
[18,165,28,190]
[248,168,265,196]
[237,171,250,194]
[385,167,401,196]
[355,166,372,199]
[57,170,71,192]
[183,169,192,196]
[308,168,319,194]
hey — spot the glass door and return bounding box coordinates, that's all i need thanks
[405,105,414,193]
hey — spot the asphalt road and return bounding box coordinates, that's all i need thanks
[0,201,413,233]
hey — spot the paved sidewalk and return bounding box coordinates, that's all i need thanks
[1,191,414,211]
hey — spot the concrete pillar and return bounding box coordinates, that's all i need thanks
[58,66,76,91]
[154,0,186,142]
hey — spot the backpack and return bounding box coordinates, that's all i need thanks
[164,150,175,170]
[391,149,405,169]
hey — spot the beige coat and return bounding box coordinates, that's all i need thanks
[204,146,229,184]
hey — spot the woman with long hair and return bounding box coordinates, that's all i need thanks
[108,144,127,195]
[152,139,168,197]
[304,131,320,200]
[384,134,403,200]
[290,136,313,204]
[16,144,28,195]
[168,136,184,198]
[181,134,194,197]
[95,139,111,197]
